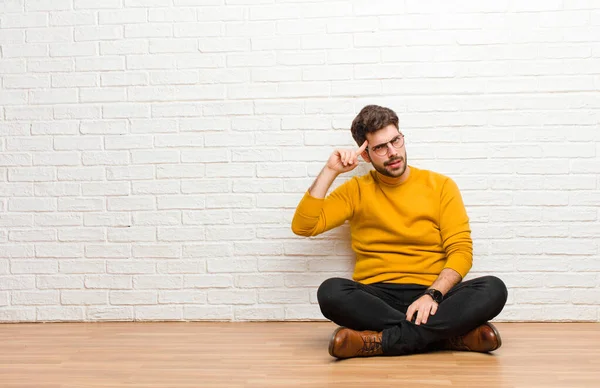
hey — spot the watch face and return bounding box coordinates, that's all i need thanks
[428,289,443,303]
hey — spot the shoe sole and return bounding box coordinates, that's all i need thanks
[328,327,345,358]
[485,322,502,351]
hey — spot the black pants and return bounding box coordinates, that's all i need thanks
[317,276,508,356]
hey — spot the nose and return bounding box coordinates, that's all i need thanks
[386,142,398,156]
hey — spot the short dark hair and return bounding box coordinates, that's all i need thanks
[350,105,399,146]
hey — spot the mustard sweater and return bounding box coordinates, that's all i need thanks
[291,166,473,286]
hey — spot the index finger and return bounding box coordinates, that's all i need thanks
[357,140,368,153]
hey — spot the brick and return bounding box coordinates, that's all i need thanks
[12,291,58,305]
[85,275,132,289]
[133,275,182,289]
[134,211,180,226]
[35,243,83,258]
[87,307,133,321]
[184,275,232,288]
[58,198,103,212]
[37,307,85,322]
[84,213,131,227]
[26,27,72,43]
[133,244,179,258]
[157,260,205,274]
[59,260,105,274]
[108,227,156,242]
[85,244,130,258]
[61,290,107,305]
[9,198,55,212]
[132,180,180,195]
[207,257,257,273]
[235,306,284,321]
[50,11,96,26]
[158,227,204,242]
[183,243,232,259]
[107,260,155,274]
[110,291,157,305]
[182,210,230,225]
[208,289,255,305]
[159,290,206,304]
[184,306,232,320]
[82,182,129,196]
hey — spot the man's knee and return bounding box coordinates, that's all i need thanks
[317,277,352,316]
[481,275,508,307]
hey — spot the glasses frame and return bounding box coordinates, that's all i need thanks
[367,134,405,157]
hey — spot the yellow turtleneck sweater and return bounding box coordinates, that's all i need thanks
[291,166,473,286]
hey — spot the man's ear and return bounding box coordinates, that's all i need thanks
[361,150,371,163]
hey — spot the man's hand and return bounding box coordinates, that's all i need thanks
[406,295,438,326]
[325,140,368,175]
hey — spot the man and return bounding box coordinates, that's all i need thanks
[291,105,508,359]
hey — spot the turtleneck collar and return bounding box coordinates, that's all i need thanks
[373,166,413,187]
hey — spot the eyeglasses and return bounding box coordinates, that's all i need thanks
[368,134,405,156]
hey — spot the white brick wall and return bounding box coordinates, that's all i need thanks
[1,0,599,323]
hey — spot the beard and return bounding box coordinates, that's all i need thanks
[373,153,408,178]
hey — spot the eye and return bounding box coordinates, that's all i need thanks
[391,136,402,146]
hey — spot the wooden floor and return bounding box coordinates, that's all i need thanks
[0,322,599,388]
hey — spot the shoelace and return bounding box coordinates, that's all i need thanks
[360,336,382,355]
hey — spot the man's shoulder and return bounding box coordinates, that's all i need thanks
[411,166,456,191]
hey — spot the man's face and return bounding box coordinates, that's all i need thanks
[362,124,408,178]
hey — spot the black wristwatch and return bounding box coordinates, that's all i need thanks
[424,288,443,304]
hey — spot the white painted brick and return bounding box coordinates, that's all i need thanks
[3,43,49,57]
[130,118,177,133]
[59,260,105,274]
[82,151,129,166]
[105,135,153,150]
[12,290,58,305]
[35,243,83,258]
[132,180,180,195]
[107,260,155,274]
[87,307,133,321]
[149,70,198,84]
[33,152,79,167]
[54,105,102,120]
[108,227,156,242]
[82,182,129,197]
[205,227,254,241]
[99,9,147,24]
[51,136,100,150]
[159,290,206,304]
[8,198,56,212]
[183,243,232,259]
[4,74,50,89]
[9,229,56,242]
[235,306,284,321]
[106,166,154,181]
[133,275,182,289]
[182,210,230,225]
[50,10,96,26]
[134,211,180,226]
[208,289,255,305]
[135,307,189,326]
[0,59,26,74]
[26,0,71,11]
[125,24,172,38]
[84,213,131,227]
[110,291,157,305]
[61,290,107,305]
[50,42,97,57]
[207,257,256,273]
[58,228,105,242]
[136,150,180,164]
[58,198,103,212]
[180,179,227,194]
[133,244,179,258]
[104,103,151,118]
[0,309,36,322]
[26,27,72,43]
[158,227,204,242]
[100,40,148,55]
[285,305,324,320]
[85,275,132,289]
[157,165,205,179]
[0,214,33,228]
[184,274,232,288]
[0,275,35,290]
[157,260,205,274]
[31,121,78,135]
[125,0,171,7]
[57,167,105,181]
[184,305,232,320]
[37,307,85,322]
[85,244,130,258]
[2,12,47,28]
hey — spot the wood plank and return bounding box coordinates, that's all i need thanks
[0,322,598,387]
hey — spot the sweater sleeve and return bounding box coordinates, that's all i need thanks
[439,177,473,278]
[291,178,356,237]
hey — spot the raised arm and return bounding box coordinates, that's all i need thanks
[291,141,367,237]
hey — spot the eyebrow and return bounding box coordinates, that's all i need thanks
[372,135,401,149]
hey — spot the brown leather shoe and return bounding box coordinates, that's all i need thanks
[444,322,502,352]
[328,327,384,359]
